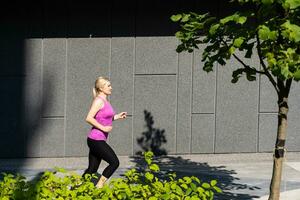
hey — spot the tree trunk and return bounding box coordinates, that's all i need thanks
[268,96,289,200]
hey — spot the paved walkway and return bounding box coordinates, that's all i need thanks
[1,152,300,200]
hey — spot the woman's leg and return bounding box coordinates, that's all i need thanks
[82,138,102,178]
[98,141,120,178]
[82,150,101,177]
[94,141,120,188]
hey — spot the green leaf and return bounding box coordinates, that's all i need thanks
[191,21,204,29]
[183,177,192,184]
[258,25,270,40]
[191,176,201,184]
[145,172,154,182]
[190,182,197,191]
[220,15,234,24]
[144,151,154,165]
[175,31,184,39]
[220,14,236,24]
[202,183,210,189]
[283,0,300,9]
[210,180,217,186]
[54,167,66,173]
[171,14,182,22]
[281,21,300,42]
[237,16,247,24]
[191,196,200,200]
[149,164,160,172]
[171,183,177,190]
[213,186,222,193]
[220,13,246,25]
[181,14,191,22]
[269,31,278,41]
[155,181,163,189]
[266,52,277,67]
[185,188,193,196]
[294,69,300,81]
[149,197,158,200]
[233,37,244,48]
[176,185,183,195]
[181,183,188,189]
[281,65,290,79]
[197,187,205,194]
[209,24,220,35]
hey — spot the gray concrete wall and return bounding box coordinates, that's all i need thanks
[8,36,300,158]
[1,0,300,158]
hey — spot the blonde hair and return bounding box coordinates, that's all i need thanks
[92,76,110,98]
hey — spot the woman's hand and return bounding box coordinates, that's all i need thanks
[102,126,113,133]
[114,112,127,120]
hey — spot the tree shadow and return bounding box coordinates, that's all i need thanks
[132,110,261,199]
[128,155,261,200]
[136,110,167,156]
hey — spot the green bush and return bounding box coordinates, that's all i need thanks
[0,151,222,200]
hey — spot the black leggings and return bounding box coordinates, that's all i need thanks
[83,138,119,179]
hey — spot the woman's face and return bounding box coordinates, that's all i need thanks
[101,81,112,95]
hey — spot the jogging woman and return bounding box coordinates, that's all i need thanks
[83,76,127,188]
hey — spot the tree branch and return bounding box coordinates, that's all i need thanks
[220,38,265,75]
[277,77,284,91]
[285,78,292,97]
[232,53,265,74]
[255,32,280,95]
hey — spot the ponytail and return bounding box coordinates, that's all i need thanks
[92,87,97,98]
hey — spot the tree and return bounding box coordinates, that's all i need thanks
[171,0,300,200]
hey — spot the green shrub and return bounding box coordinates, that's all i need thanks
[0,151,222,199]
[0,173,28,200]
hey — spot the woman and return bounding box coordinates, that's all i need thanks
[83,76,127,188]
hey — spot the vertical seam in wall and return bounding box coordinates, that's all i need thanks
[107,0,112,143]
[257,66,261,152]
[175,38,179,154]
[64,39,68,156]
[110,0,113,38]
[132,0,137,156]
[132,37,136,156]
[214,63,218,153]
[108,0,112,105]
[107,38,112,144]
[109,0,112,81]
[190,51,194,153]
[40,39,44,157]
[109,39,112,92]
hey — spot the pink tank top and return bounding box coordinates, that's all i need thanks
[88,96,115,141]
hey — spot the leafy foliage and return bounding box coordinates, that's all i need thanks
[171,0,300,83]
[0,151,221,199]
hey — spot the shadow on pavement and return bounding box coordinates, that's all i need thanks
[128,155,261,200]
